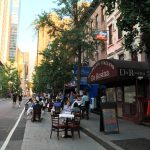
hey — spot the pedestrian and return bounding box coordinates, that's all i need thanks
[18,93,23,107]
[81,91,90,119]
[12,92,17,107]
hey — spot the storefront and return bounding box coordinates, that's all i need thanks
[88,59,150,123]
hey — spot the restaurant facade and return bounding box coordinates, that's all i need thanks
[88,59,150,124]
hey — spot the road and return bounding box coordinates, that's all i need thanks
[0,98,107,150]
[0,98,27,150]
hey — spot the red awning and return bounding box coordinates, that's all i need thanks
[88,59,149,86]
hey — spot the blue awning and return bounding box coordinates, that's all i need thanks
[74,66,91,77]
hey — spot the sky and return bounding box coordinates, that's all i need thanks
[18,0,57,53]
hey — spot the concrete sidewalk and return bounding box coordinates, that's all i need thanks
[81,113,150,150]
[21,111,150,150]
[21,112,106,150]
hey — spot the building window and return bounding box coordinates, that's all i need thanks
[118,53,124,60]
[101,6,105,22]
[131,51,138,61]
[106,88,116,102]
[124,86,136,103]
[95,14,98,29]
[109,24,112,45]
[117,18,122,39]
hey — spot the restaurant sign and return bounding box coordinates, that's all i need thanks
[88,60,118,83]
[88,59,148,84]
[119,68,147,77]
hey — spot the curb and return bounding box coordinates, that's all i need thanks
[80,126,124,150]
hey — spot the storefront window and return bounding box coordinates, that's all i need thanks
[116,87,123,102]
[106,88,116,102]
[124,86,136,103]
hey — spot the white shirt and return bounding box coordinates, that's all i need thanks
[71,100,81,109]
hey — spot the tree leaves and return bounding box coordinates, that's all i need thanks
[101,0,150,53]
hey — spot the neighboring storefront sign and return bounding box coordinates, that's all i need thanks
[119,68,147,77]
[102,108,119,134]
[88,59,149,84]
[88,59,118,83]
[93,30,107,41]
[101,102,119,134]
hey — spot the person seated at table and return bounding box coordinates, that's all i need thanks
[71,102,81,114]
[71,94,81,110]
[32,100,42,121]
[53,98,62,107]
[26,97,34,116]
[62,100,71,113]
[51,98,62,114]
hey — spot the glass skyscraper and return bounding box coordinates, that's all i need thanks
[9,0,20,60]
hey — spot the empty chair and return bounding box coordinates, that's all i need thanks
[68,113,81,139]
[50,114,65,140]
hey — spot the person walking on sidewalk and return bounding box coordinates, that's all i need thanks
[81,91,90,119]
[12,91,18,107]
[18,93,23,107]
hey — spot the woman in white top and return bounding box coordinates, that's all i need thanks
[71,94,81,110]
[63,100,71,113]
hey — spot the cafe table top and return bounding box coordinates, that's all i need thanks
[59,113,74,119]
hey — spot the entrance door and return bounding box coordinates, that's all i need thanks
[116,87,123,118]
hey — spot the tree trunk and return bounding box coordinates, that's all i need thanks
[76,46,82,94]
[73,0,81,93]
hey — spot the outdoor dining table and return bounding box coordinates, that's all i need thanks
[59,113,74,138]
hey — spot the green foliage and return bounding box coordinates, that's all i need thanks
[32,37,74,93]
[0,61,21,97]
[33,0,96,93]
[101,0,150,53]
[0,66,8,97]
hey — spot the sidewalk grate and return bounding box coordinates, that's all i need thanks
[112,138,150,150]
[81,127,118,150]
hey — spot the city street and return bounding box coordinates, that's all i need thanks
[0,98,27,150]
[0,98,150,150]
[0,98,107,150]
[21,109,106,150]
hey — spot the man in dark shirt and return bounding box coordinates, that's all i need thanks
[32,100,42,122]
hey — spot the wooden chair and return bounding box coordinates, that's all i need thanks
[68,112,81,139]
[50,114,65,140]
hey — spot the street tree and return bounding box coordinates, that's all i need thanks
[33,12,73,93]
[0,61,21,97]
[101,0,150,63]
[0,66,8,97]
[32,37,73,94]
[34,0,96,93]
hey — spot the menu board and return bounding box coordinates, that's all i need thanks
[102,108,119,134]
